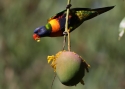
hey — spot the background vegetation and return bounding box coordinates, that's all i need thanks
[0,0,125,89]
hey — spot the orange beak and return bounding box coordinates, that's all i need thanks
[33,34,40,42]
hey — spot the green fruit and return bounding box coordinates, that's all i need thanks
[55,51,89,86]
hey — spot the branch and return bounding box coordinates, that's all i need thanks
[65,0,71,32]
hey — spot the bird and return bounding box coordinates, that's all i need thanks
[33,6,114,42]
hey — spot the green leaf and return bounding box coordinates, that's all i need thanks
[119,17,125,40]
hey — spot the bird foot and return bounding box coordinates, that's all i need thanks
[66,4,72,9]
[63,31,68,36]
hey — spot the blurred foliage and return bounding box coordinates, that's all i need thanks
[0,0,125,89]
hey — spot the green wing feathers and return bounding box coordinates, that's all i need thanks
[74,6,115,21]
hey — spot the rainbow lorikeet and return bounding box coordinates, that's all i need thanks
[33,6,114,41]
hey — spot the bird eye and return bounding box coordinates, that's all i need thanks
[34,27,40,33]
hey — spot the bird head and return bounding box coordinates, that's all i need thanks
[33,26,49,42]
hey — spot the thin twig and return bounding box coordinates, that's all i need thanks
[51,73,56,89]
[63,0,71,51]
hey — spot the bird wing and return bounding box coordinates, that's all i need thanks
[47,10,66,22]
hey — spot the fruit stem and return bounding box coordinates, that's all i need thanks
[63,0,71,51]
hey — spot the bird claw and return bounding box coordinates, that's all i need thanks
[63,31,68,35]
[66,4,72,9]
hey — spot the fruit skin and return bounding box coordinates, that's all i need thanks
[55,51,89,86]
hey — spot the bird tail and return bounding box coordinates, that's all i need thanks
[92,6,115,15]
[74,6,115,21]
